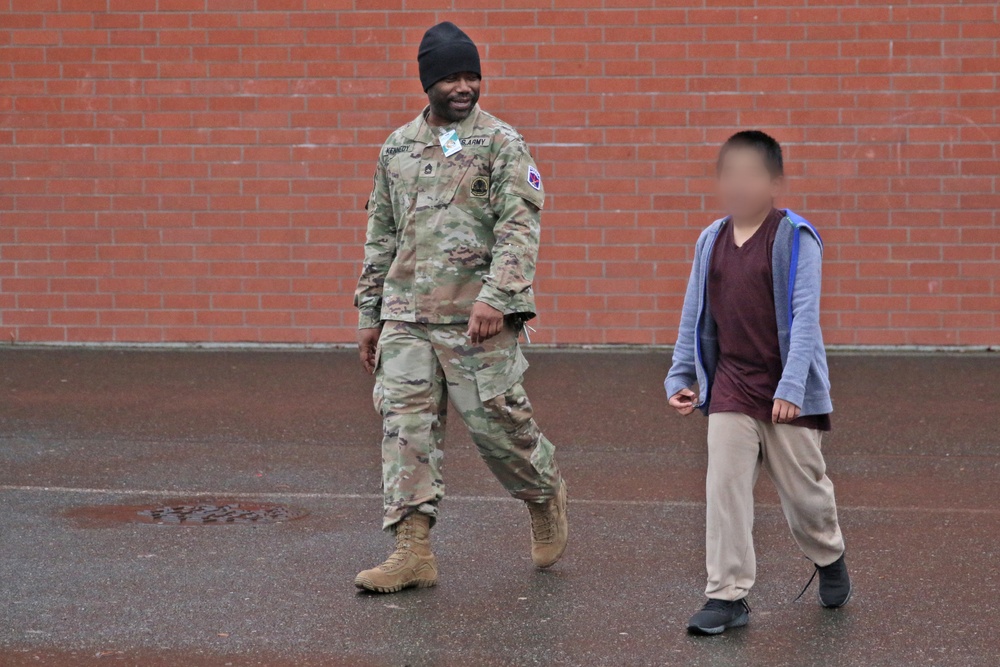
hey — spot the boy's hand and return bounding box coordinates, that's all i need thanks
[669,388,699,416]
[357,325,384,374]
[772,398,801,424]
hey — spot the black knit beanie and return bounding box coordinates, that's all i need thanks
[418,22,481,92]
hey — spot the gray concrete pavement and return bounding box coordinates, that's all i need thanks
[1,348,998,666]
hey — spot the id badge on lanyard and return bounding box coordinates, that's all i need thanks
[439,129,462,157]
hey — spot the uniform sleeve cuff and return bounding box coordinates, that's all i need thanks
[358,311,383,329]
[475,284,510,313]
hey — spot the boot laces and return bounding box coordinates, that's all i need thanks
[379,523,414,570]
[528,502,556,542]
[380,546,410,570]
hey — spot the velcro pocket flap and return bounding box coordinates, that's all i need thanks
[474,346,530,403]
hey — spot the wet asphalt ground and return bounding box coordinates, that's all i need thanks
[0,348,997,667]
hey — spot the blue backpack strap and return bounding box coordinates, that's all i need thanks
[788,229,799,326]
[784,209,823,250]
[782,210,823,326]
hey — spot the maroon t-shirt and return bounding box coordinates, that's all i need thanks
[707,209,831,431]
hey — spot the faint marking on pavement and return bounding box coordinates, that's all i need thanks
[0,484,997,516]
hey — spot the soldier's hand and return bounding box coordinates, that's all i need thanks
[357,325,384,374]
[467,302,504,345]
[668,388,698,416]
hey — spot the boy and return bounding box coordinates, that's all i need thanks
[665,131,851,635]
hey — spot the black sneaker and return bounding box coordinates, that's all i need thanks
[817,553,852,608]
[686,598,751,635]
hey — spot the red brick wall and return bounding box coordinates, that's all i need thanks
[2,1,998,346]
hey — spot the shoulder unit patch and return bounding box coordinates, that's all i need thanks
[527,165,542,191]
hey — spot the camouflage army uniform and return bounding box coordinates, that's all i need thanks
[355,105,562,530]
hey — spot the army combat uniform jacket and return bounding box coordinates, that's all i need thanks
[355,106,546,329]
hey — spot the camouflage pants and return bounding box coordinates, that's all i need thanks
[373,320,562,530]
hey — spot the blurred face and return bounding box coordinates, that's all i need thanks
[717,147,783,221]
[426,72,481,125]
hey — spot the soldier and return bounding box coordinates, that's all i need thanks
[353,21,568,594]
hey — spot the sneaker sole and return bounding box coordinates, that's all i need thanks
[687,612,749,636]
[353,576,437,594]
[819,582,853,609]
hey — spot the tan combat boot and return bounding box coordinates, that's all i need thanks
[527,479,568,568]
[354,513,438,593]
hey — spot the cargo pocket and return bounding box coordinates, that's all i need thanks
[475,346,537,450]
[475,345,529,403]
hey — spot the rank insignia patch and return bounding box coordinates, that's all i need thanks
[470,176,489,198]
[527,165,541,191]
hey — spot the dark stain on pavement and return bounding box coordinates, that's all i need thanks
[63,501,309,527]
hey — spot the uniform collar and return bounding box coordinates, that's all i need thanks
[402,104,482,144]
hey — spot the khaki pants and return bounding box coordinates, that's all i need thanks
[374,320,561,530]
[705,412,845,601]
